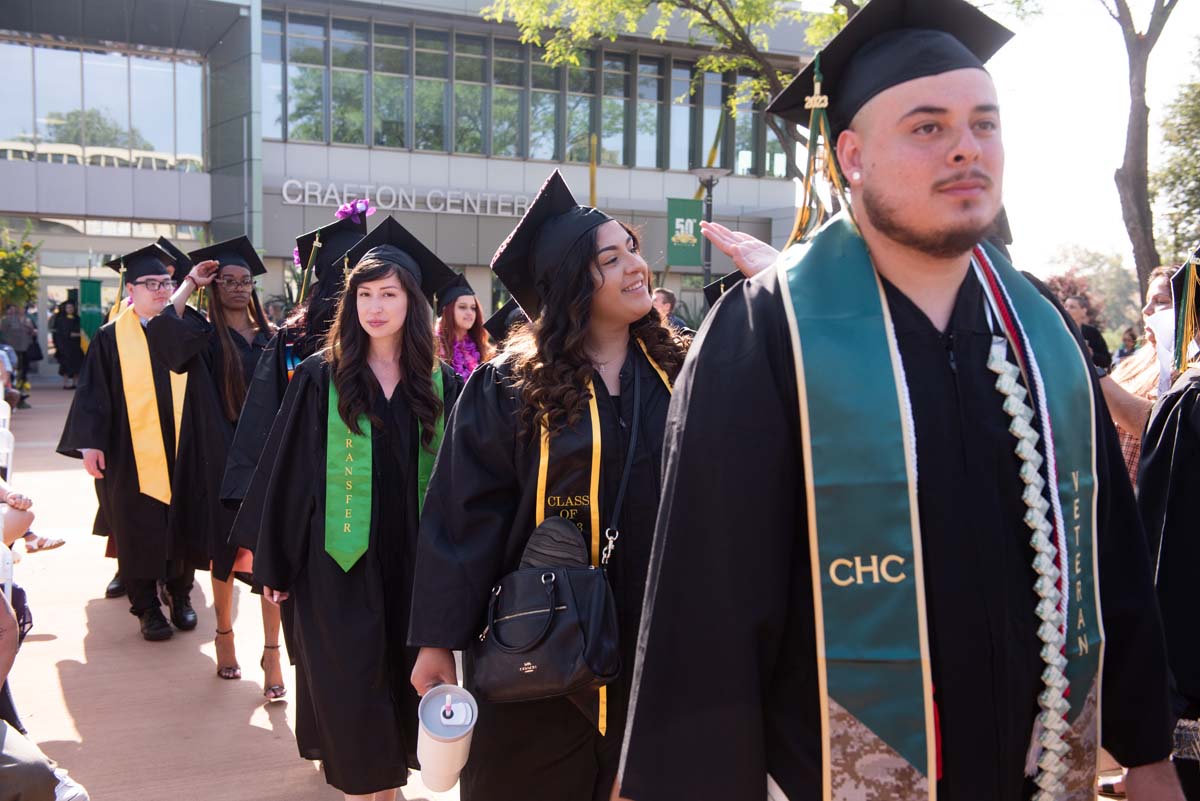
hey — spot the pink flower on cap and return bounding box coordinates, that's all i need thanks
[335,198,376,224]
[292,246,302,267]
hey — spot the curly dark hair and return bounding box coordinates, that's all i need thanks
[323,256,443,449]
[506,221,689,437]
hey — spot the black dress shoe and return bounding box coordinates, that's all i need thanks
[105,573,125,599]
[168,597,198,631]
[139,607,174,641]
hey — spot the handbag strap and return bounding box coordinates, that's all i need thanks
[601,353,641,567]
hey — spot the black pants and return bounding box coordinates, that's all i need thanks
[15,351,27,385]
[126,567,194,615]
[1178,759,1200,801]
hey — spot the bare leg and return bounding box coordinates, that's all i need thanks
[374,790,398,801]
[212,575,240,679]
[259,595,285,699]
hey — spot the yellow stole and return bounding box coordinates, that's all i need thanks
[113,306,188,504]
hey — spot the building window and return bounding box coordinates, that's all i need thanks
[454,33,486,154]
[700,70,729,169]
[765,126,788,178]
[491,38,524,158]
[669,62,694,171]
[635,57,663,169]
[0,43,34,160]
[175,61,204,171]
[372,23,409,148]
[529,50,561,160]
[600,53,630,166]
[263,10,285,140]
[130,55,176,170]
[565,51,595,163]
[287,13,327,142]
[331,18,368,145]
[413,28,449,151]
[733,75,756,176]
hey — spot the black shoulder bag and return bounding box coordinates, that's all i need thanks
[470,364,641,704]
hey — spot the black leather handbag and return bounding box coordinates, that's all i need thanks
[469,365,641,704]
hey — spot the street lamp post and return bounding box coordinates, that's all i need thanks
[689,167,731,288]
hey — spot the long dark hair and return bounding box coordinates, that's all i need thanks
[324,257,443,449]
[507,221,688,437]
[282,288,339,361]
[436,294,494,364]
[210,269,273,421]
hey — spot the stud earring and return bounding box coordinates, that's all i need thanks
[851,171,862,182]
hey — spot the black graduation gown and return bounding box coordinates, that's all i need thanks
[53,313,84,376]
[146,305,269,580]
[409,344,671,801]
[620,267,1173,801]
[1138,367,1200,720]
[56,319,186,580]
[251,354,462,796]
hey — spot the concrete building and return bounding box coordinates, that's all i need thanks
[0,0,806,350]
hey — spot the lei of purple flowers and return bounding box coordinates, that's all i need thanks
[450,337,481,381]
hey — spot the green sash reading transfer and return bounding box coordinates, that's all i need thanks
[778,217,1103,800]
[324,365,447,572]
[535,340,672,736]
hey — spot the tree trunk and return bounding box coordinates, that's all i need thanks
[1114,35,1163,296]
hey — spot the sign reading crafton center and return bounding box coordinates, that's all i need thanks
[281,180,533,218]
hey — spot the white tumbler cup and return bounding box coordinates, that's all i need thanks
[417,684,478,792]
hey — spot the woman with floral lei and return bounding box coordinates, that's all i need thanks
[434,275,494,381]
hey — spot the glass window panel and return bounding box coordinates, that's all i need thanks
[456,34,486,56]
[600,96,625,165]
[331,40,366,70]
[703,72,724,106]
[416,29,448,51]
[416,51,449,78]
[289,37,325,66]
[635,100,660,168]
[637,59,663,101]
[176,60,203,170]
[455,56,484,83]
[493,59,522,87]
[375,24,409,48]
[575,51,596,68]
[83,51,129,164]
[494,39,523,60]
[454,83,484,154]
[262,61,285,140]
[765,129,787,178]
[531,63,559,90]
[287,13,326,39]
[374,46,408,75]
[529,90,558,160]
[603,54,629,72]
[373,72,408,148]
[0,44,34,155]
[568,67,594,94]
[565,93,591,162]
[701,105,725,165]
[86,219,132,237]
[492,86,521,157]
[332,19,367,42]
[414,79,447,150]
[669,103,691,170]
[130,56,174,165]
[263,33,283,62]
[287,64,326,142]
[331,70,366,144]
[603,71,628,98]
[263,10,283,35]
[734,110,755,175]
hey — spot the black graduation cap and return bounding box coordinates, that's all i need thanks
[187,236,267,277]
[437,274,476,316]
[155,236,194,281]
[765,0,1013,135]
[104,243,174,282]
[341,215,458,309]
[484,297,528,345]
[704,271,744,308]
[491,170,614,319]
[296,215,368,292]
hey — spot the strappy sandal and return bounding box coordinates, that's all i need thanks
[214,629,241,680]
[24,535,65,553]
[261,644,286,702]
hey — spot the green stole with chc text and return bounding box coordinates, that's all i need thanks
[535,341,672,736]
[324,364,446,572]
[779,217,1103,800]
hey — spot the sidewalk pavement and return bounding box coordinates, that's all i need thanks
[7,376,457,800]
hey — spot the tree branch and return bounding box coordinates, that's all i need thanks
[1096,0,1122,24]
[1145,0,1182,50]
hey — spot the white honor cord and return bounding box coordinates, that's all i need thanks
[974,258,1070,801]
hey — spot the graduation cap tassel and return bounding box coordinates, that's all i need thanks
[1175,254,1199,373]
[297,233,322,306]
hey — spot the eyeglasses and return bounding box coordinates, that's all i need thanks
[215,278,255,290]
[133,279,176,292]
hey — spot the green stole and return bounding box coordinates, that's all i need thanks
[777,217,1103,799]
[535,340,672,736]
[324,364,446,572]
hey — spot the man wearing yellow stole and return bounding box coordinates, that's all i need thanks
[58,244,194,642]
[619,0,1180,799]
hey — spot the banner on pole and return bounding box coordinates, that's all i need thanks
[666,198,703,267]
[79,278,103,348]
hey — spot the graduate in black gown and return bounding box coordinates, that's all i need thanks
[619,1,1178,799]
[1137,249,1200,799]
[408,170,691,801]
[57,244,197,641]
[251,216,462,799]
[146,236,278,690]
[51,300,83,388]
